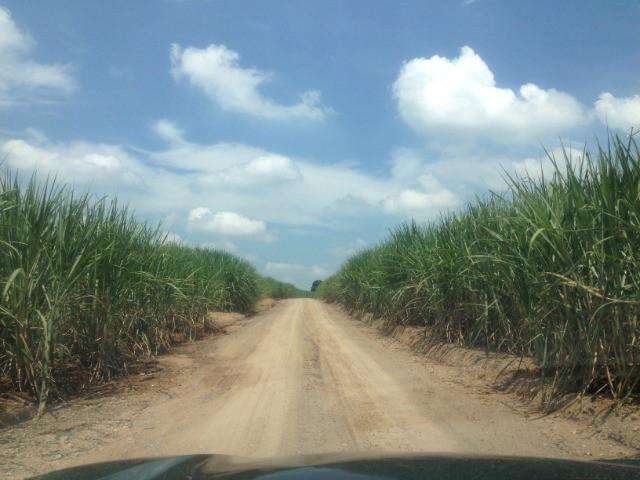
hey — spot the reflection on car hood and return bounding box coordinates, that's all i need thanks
[29,452,640,480]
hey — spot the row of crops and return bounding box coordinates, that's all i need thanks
[318,134,640,405]
[0,171,300,412]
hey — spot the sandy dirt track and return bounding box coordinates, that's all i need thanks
[0,299,636,478]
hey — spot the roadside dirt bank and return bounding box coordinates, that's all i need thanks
[345,307,640,453]
[0,299,637,479]
[0,298,275,427]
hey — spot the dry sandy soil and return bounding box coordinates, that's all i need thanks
[0,299,638,479]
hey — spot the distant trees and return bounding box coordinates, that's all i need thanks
[310,280,322,292]
[258,276,308,299]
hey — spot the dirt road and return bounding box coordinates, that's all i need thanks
[1,299,636,478]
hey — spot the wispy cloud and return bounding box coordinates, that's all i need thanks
[0,7,75,105]
[170,43,330,121]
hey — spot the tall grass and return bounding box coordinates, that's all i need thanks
[319,134,640,405]
[0,171,260,412]
[258,276,310,299]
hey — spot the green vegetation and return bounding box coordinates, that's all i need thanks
[310,280,323,292]
[318,134,640,405]
[0,171,268,412]
[259,276,310,299]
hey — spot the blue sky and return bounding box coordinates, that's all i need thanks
[1,1,639,288]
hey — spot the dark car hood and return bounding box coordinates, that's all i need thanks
[29,452,640,480]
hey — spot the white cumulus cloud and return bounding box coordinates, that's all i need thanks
[0,138,147,190]
[188,208,267,236]
[199,154,302,187]
[0,7,75,105]
[383,174,459,217]
[170,43,329,120]
[4,119,591,246]
[392,46,587,144]
[595,92,640,131]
